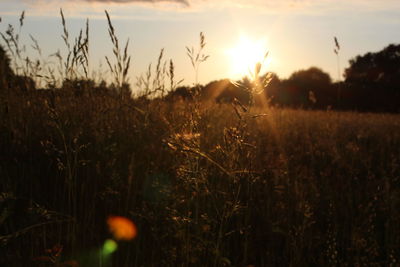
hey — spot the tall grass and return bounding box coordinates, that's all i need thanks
[0,11,400,267]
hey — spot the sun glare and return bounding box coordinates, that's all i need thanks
[226,36,270,79]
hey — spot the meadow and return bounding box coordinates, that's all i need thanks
[1,11,400,267]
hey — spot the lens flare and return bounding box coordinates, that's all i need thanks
[107,216,137,241]
[103,239,118,255]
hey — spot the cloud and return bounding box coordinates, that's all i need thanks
[85,0,189,7]
[9,0,400,18]
[187,0,400,12]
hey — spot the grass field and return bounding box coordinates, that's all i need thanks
[1,89,400,266]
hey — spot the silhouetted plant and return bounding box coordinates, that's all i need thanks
[186,32,209,88]
[105,10,131,99]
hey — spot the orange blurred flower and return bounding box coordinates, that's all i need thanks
[107,216,137,241]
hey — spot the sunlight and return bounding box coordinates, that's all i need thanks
[226,36,270,79]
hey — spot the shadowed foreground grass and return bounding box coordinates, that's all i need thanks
[1,90,399,266]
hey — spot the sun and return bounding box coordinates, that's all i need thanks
[226,36,270,79]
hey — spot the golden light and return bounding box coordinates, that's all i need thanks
[226,36,270,79]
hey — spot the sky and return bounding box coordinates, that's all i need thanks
[0,0,399,91]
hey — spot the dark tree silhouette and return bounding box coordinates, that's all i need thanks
[202,79,250,104]
[277,67,333,108]
[165,86,194,101]
[259,72,280,105]
[0,45,13,92]
[345,44,400,88]
[0,44,35,92]
[344,44,400,112]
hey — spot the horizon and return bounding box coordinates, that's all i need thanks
[1,0,399,91]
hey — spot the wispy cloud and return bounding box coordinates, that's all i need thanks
[187,0,400,13]
[84,0,189,7]
[5,0,400,18]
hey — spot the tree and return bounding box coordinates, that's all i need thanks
[277,67,333,108]
[203,79,250,104]
[0,44,36,92]
[345,44,400,88]
[0,45,13,92]
[344,44,400,112]
[165,86,194,101]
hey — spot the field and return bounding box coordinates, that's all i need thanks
[1,89,400,266]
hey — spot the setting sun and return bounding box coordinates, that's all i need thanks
[226,36,270,79]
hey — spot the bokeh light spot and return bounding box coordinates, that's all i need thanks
[107,216,137,241]
[103,239,118,255]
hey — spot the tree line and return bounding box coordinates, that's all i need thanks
[1,43,400,112]
[169,44,400,112]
